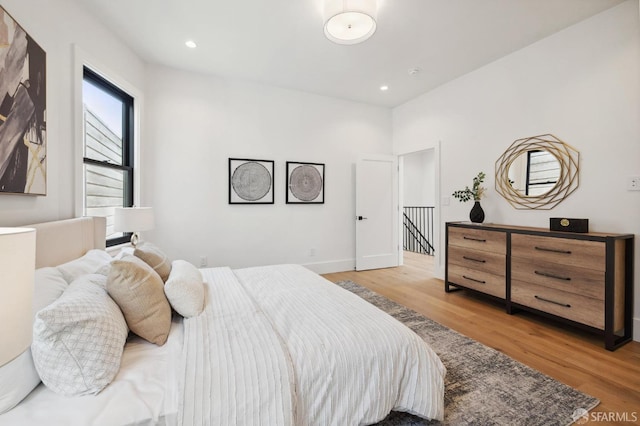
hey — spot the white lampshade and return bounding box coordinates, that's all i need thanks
[324,0,377,45]
[0,227,36,367]
[114,207,155,233]
[114,207,155,247]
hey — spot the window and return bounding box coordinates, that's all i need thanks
[82,67,134,246]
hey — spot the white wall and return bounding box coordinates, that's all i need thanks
[393,0,640,340]
[143,66,392,273]
[3,1,636,335]
[403,150,435,206]
[0,0,146,226]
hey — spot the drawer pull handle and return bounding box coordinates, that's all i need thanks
[534,270,571,281]
[534,295,571,308]
[534,246,572,255]
[463,256,486,263]
[462,275,486,284]
[463,236,486,242]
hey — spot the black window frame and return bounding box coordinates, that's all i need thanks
[82,67,135,247]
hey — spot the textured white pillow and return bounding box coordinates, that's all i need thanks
[56,249,112,284]
[31,274,128,396]
[164,260,205,318]
[0,267,70,414]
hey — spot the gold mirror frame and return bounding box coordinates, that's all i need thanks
[495,134,579,210]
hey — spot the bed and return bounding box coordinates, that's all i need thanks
[0,217,445,425]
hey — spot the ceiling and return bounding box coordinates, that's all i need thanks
[72,0,624,108]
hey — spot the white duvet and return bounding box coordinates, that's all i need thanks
[178,264,445,426]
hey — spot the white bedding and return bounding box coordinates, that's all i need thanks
[0,316,183,426]
[3,263,445,426]
[179,264,445,425]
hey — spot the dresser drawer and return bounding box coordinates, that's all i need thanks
[448,245,506,276]
[448,264,505,299]
[511,257,604,300]
[511,280,604,329]
[511,234,605,271]
[448,227,506,254]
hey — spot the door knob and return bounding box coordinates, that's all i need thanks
[356,216,368,221]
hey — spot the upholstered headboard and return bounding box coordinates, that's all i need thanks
[27,217,107,268]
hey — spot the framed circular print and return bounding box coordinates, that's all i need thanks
[286,161,325,204]
[229,158,274,204]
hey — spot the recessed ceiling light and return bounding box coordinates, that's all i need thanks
[185,40,197,49]
[380,85,389,91]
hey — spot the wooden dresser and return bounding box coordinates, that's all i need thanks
[445,222,634,350]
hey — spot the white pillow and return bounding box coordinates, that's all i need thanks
[33,267,69,316]
[0,267,70,414]
[56,249,112,284]
[95,247,136,277]
[32,274,128,396]
[0,351,41,414]
[114,246,135,259]
[164,260,205,318]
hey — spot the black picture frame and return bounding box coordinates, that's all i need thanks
[229,158,274,204]
[286,161,325,204]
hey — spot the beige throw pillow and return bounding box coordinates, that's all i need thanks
[107,256,172,345]
[134,243,172,282]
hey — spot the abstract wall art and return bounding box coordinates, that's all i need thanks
[229,158,274,204]
[0,6,46,195]
[286,161,324,204]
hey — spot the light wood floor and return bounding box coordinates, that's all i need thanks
[323,252,640,424]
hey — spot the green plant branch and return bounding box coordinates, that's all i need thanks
[452,171,486,202]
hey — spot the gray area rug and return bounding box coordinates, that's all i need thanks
[335,280,599,426]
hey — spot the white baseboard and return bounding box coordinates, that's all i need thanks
[303,258,355,275]
[634,318,640,342]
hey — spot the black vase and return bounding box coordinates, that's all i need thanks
[469,201,485,223]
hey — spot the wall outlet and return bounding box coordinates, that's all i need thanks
[199,256,208,267]
[309,248,316,257]
[628,176,640,191]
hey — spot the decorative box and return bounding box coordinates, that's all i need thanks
[550,218,589,233]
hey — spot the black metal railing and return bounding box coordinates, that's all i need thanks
[403,206,435,255]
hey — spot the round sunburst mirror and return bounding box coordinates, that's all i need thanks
[495,134,579,210]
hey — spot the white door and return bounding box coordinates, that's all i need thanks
[355,155,398,271]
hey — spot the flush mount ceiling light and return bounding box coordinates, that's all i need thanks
[324,0,377,45]
[185,40,197,49]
